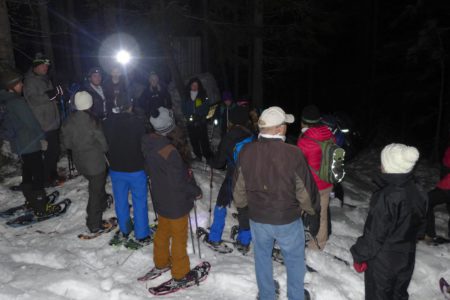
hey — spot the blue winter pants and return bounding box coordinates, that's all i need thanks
[250,219,306,300]
[208,205,226,242]
[109,170,150,239]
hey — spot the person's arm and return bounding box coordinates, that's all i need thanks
[350,191,394,263]
[168,149,202,199]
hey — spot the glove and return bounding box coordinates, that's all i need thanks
[46,85,64,101]
[40,139,48,151]
[353,261,367,273]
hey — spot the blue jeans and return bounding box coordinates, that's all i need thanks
[109,170,150,239]
[250,219,306,300]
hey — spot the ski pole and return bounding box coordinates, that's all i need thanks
[208,166,213,228]
[147,178,158,222]
[193,201,202,259]
[188,212,196,254]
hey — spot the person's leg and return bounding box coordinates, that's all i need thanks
[187,124,202,159]
[21,153,33,185]
[236,206,252,245]
[250,220,276,300]
[393,252,415,300]
[153,215,171,269]
[29,151,44,190]
[426,188,448,237]
[308,186,332,250]
[85,171,106,232]
[43,130,60,183]
[109,170,132,235]
[129,170,150,239]
[208,205,227,242]
[275,219,305,300]
[198,122,212,159]
[169,214,190,280]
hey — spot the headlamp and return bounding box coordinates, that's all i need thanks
[115,50,131,65]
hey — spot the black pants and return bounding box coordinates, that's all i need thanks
[43,129,60,184]
[426,188,450,237]
[84,171,107,232]
[187,121,212,160]
[365,250,415,300]
[21,151,44,190]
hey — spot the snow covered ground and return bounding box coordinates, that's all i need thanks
[0,149,449,300]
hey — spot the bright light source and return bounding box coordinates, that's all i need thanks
[115,50,131,65]
[341,128,349,133]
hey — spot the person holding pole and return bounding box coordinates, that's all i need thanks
[140,107,202,286]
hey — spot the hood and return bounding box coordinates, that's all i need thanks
[142,133,172,154]
[302,125,334,141]
[0,90,20,105]
[375,172,413,187]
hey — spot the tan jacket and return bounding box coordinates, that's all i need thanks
[233,137,320,225]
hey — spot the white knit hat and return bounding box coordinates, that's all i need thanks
[74,91,93,111]
[258,106,294,128]
[150,107,176,136]
[381,143,419,174]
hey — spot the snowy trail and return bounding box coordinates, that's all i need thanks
[0,154,449,299]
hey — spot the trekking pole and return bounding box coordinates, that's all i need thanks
[147,178,158,222]
[193,201,202,259]
[188,212,196,255]
[208,166,213,228]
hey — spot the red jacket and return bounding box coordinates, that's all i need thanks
[437,147,450,190]
[297,125,335,190]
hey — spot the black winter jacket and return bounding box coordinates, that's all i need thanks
[211,125,253,206]
[142,133,202,219]
[351,173,427,263]
[103,112,146,172]
[136,85,172,117]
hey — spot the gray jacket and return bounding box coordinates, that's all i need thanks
[61,111,108,176]
[23,69,60,132]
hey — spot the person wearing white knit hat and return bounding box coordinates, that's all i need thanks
[61,92,110,234]
[381,143,419,174]
[74,91,93,111]
[351,143,427,300]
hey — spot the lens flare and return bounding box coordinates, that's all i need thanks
[115,50,131,65]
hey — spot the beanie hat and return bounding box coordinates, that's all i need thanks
[229,106,249,126]
[258,106,294,128]
[88,67,102,77]
[150,107,176,136]
[32,53,50,68]
[381,143,419,174]
[301,105,321,124]
[222,90,233,102]
[0,67,22,90]
[74,91,93,111]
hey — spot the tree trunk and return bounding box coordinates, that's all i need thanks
[252,0,263,108]
[0,0,15,66]
[37,1,55,70]
[202,0,210,72]
[66,0,82,81]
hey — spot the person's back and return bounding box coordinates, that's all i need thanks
[233,106,319,300]
[351,143,426,300]
[103,111,146,172]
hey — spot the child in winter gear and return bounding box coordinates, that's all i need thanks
[0,66,59,216]
[103,105,151,244]
[425,146,450,240]
[350,143,427,300]
[297,105,335,250]
[206,105,253,253]
[61,91,109,233]
[142,107,202,283]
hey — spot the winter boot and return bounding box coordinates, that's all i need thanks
[109,230,129,246]
[23,185,61,217]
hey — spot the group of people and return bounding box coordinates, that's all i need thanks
[1,52,449,300]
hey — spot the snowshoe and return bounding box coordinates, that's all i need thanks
[256,280,280,300]
[272,247,284,264]
[440,277,450,299]
[197,227,233,253]
[6,198,71,228]
[429,236,450,245]
[78,217,118,240]
[148,261,211,296]
[109,230,129,246]
[0,191,60,219]
[233,240,251,255]
[106,194,114,209]
[230,225,239,240]
[138,265,171,281]
[124,235,153,250]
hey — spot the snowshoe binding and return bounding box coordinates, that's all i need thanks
[109,230,129,246]
[78,217,118,240]
[125,235,153,250]
[440,277,450,299]
[197,227,233,254]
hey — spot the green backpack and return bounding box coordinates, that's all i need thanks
[305,137,346,184]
